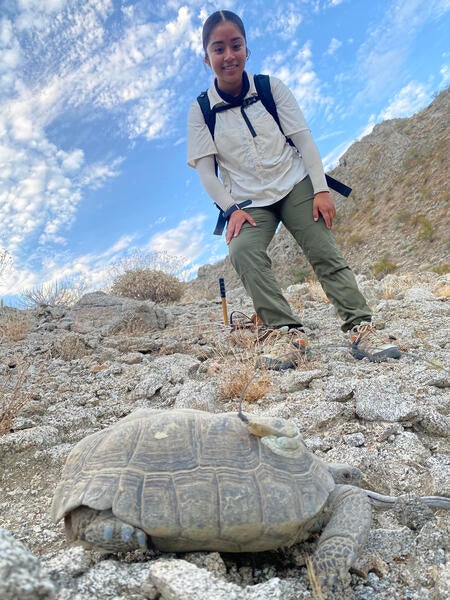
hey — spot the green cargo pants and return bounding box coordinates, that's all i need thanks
[228,176,372,332]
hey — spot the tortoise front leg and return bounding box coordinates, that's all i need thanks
[312,485,372,586]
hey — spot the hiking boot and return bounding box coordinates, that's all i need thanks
[256,326,310,370]
[350,321,401,362]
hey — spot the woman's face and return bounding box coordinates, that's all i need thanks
[205,21,247,95]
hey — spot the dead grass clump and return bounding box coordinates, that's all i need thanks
[0,364,31,435]
[395,209,412,224]
[382,273,417,299]
[206,326,273,402]
[109,316,154,337]
[433,281,450,298]
[52,334,90,361]
[347,233,364,245]
[372,254,398,279]
[0,310,31,342]
[217,363,271,402]
[111,268,183,303]
[432,263,450,275]
[211,321,313,403]
[410,214,435,241]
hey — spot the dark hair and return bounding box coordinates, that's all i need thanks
[202,10,246,57]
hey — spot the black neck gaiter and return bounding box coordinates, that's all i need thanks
[214,71,250,107]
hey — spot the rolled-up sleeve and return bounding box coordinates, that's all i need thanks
[187,101,217,168]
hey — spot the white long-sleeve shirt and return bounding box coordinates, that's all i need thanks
[187,72,328,213]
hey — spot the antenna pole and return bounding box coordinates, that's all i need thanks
[219,278,228,326]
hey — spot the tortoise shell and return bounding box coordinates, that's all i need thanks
[51,408,334,552]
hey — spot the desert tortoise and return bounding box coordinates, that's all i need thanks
[51,408,449,584]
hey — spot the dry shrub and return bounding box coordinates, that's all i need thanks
[372,254,398,279]
[53,334,90,361]
[0,309,31,341]
[109,316,154,336]
[0,364,30,435]
[111,268,183,303]
[382,273,417,299]
[432,263,450,275]
[434,281,450,298]
[194,321,273,402]
[0,248,13,289]
[217,362,271,402]
[410,214,434,241]
[20,279,86,308]
[108,250,186,280]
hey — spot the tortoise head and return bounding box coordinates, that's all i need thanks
[327,463,365,487]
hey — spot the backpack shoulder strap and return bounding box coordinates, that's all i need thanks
[253,74,283,134]
[254,74,352,198]
[197,91,216,139]
[197,90,223,233]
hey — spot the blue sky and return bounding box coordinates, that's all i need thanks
[1,0,449,300]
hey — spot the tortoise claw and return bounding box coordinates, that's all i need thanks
[83,511,149,552]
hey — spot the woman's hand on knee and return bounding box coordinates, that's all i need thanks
[225,210,256,244]
[313,191,336,229]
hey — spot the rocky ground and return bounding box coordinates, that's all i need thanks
[0,271,449,599]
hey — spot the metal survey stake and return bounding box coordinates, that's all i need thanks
[219,278,228,325]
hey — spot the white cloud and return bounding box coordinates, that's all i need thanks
[0,1,203,276]
[59,149,84,173]
[439,63,450,88]
[247,2,304,40]
[378,81,431,120]
[355,0,450,103]
[267,8,303,37]
[0,18,22,89]
[146,215,212,264]
[127,90,173,140]
[326,37,342,56]
[1,215,215,296]
[323,140,352,171]
[16,0,68,13]
[261,41,333,120]
[79,157,124,190]
[0,107,122,254]
[3,232,139,296]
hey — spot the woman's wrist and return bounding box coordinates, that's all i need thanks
[223,204,242,219]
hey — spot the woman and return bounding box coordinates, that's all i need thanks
[187,9,400,369]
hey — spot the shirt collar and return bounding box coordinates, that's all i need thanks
[208,71,258,109]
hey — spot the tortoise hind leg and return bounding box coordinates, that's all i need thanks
[312,485,371,586]
[67,506,149,552]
